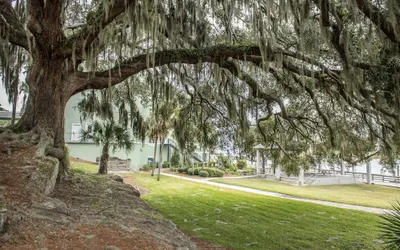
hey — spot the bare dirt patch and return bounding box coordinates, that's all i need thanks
[123,176,150,195]
[0,137,197,249]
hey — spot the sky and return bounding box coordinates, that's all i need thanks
[0,85,23,112]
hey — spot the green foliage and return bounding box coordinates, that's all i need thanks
[141,164,153,171]
[177,167,188,173]
[243,168,254,175]
[77,86,145,141]
[380,200,400,249]
[236,159,247,170]
[170,150,180,168]
[0,120,10,127]
[199,170,209,177]
[217,154,237,172]
[273,153,310,176]
[194,168,201,175]
[187,168,195,175]
[208,161,217,168]
[82,120,133,154]
[202,167,224,177]
[162,161,171,168]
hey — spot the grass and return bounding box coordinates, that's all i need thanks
[210,178,400,209]
[127,172,383,250]
[71,161,98,173]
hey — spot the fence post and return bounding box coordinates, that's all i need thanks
[366,161,372,184]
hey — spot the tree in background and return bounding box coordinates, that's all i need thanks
[145,101,175,180]
[82,121,132,174]
[170,150,180,168]
[77,84,145,174]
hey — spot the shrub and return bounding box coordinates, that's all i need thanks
[213,168,224,177]
[208,161,217,168]
[170,151,180,167]
[217,154,237,172]
[202,167,224,177]
[141,164,153,171]
[178,167,188,173]
[380,200,400,248]
[237,159,247,170]
[187,168,195,175]
[194,168,201,175]
[199,171,209,177]
[163,161,171,168]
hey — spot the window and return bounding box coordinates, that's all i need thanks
[71,123,82,142]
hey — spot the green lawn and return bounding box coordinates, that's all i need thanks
[127,172,383,250]
[71,161,98,173]
[210,178,400,209]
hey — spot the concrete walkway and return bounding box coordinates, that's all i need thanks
[162,173,391,214]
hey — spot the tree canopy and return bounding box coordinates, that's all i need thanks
[1,0,400,172]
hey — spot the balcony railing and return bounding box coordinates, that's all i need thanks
[65,132,94,143]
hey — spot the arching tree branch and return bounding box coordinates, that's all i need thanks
[66,0,137,59]
[72,44,262,94]
[0,0,29,50]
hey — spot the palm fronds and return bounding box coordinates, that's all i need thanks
[380,200,400,249]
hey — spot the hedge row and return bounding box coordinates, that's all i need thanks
[187,167,224,177]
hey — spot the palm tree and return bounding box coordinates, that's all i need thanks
[146,116,160,177]
[380,200,400,249]
[82,121,133,174]
[146,102,175,181]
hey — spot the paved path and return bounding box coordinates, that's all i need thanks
[162,173,391,214]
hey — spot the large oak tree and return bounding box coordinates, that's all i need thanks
[1,0,400,174]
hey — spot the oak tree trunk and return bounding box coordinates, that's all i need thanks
[15,58,71,175]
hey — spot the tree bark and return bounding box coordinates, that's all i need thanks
[151,137,158,176]
[98,142,110,174]
[14,58,71,176]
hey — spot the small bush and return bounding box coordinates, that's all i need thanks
[214,168,224,177]
[163,161,171,168]
[141,164,153,171]
[187,168,195,175]
[199,171,209,177]
[194,168,201,175]
[170,151,180,167]
[178,167,188,173]
[237,159,247,170]
[243,168,254,175]
[202,167,224,177]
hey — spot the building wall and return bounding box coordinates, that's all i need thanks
[64,93,184,169]
[67,141,172,170]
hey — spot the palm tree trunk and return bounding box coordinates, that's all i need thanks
[158,138,164,181]
[151,137,158,176]
[98,142,110,174]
